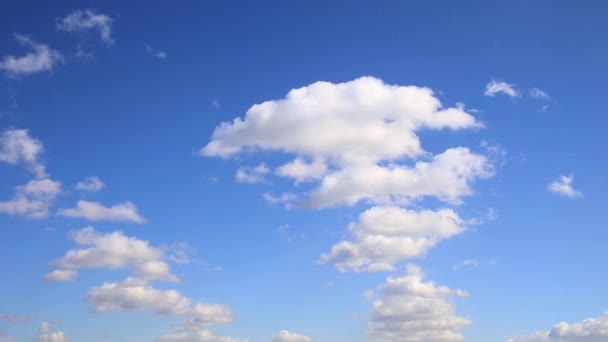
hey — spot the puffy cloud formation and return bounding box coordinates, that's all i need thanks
[37,322,68,342]
[157,330,247,342]
[58,200,145,223]
[271,330,314,342]
[0,178,62,218]
[0,128,47,178]
[46,227,177,282]
[548,174,583,198]
[320,206,466,272]
[235,164,269,184]
[0,34,63,77]
[368,264,470,342]
[202,77,490,208]
[56,9,114,45]
[75,176,105,192]
[87,278,234,336]
[507,312,608,342]
[484,80,520,97]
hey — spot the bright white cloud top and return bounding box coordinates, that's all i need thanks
[0,34,63,77]
[58,200,145,223]
[507,312,608,342]
[0,128,47,178]
[271,330,314,342]
[320,206,466,272]
[548,174,583,198]
[0,178,61,218]
[368,264,470,342]
[484,80,520,98]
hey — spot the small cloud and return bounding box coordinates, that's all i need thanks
[263,192,297,208]
[211,98,221,110]
[484,79,520,98]
[75,176,105,192]
[58,200,145,223]
[529,88,550,99]
[57,9,114,46]
[538,105,549,113]
[548,174,583,198]
[0,34,63,77]
[452,259,496,271]
[146,45,167,60]
[235,163,270,184]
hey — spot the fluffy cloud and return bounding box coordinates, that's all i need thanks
[58,200,145,223]
[0,128,47,178]
[202,77,490,208]
[0,311,35,323]
[157,330,247,342]
[0,178,62,218]
[368,264,470,342]
[548,174,582,198]
[529,88,550,99]
[484,80,520,98]
[507,312,608,342]
[320,206,466,272]
[75,176,105,192]
[46,227,177,282]
[235,164,270,184]
[0,34,63,77]
[56,9,114,46]
[37,322,68,342]
[271,330,314,342]
[87,278,234,333]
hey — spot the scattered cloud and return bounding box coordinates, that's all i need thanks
[0,34,63,77]
[37,322,68,342]
[75,176,105,192]
[46,226,177,282]
[484,80,520,98]
[507,312,608,342]
[56,9,114,46]
[271,330,314,342]
[368,264,470,342]
[548,174,582,198]
[452,259,496,271]
[211,99,221,110]
[529,88,550,100]
[235,164,270,184]
[58,200,145,223]
[320,206,467,272]
[157,330,248,341]
[0,311,36,323]
[0,178,62,218]
[202,77,490,208]
[0,128,47,178]
[538,105,549,113]
[146,45,167,60]
[263,192,297,207]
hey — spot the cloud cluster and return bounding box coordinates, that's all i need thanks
[0,34,63,77]
[271,330,314,342]
[507,312,608,342]
[45,227,177,282]
[548,174,583,199]
[58,200,144,223]
[56,9,114,46]
[368,264,470,342]
[321,206,466,272]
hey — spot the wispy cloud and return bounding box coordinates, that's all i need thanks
[146,45,167,60]
[57,9,114,46]
[529,87,550,99]
[75,176,105,192]
[548,174,582,198]
[484,79,520,97]
[0,34,63,77]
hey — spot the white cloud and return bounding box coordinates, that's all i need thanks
[263,192,297,207]
[39,321,55,333]
[47,226,177,282]
[0,311,35,323]
[58,200,145,223]
[202,77,490,208]
[0,128,47,178]
[146,45,167,60]
[368,264,470,342]
[75,176,104,192]
[235,164,270,184]
[452,259,496,271]
[320,206,466,272]
[0,178,62,218]
[37,331,68,342]
[57,9,114,46]
[87,278,234,331]
[0,34,63,77]
[43,269,77,282]
[157,330,247,342]
[484,80,520,98]
[271,330,314,342]
[529,88,550,99]
[548,174,582,198]
[507,312,608,342]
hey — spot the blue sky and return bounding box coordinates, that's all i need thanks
[1,1,607,342]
